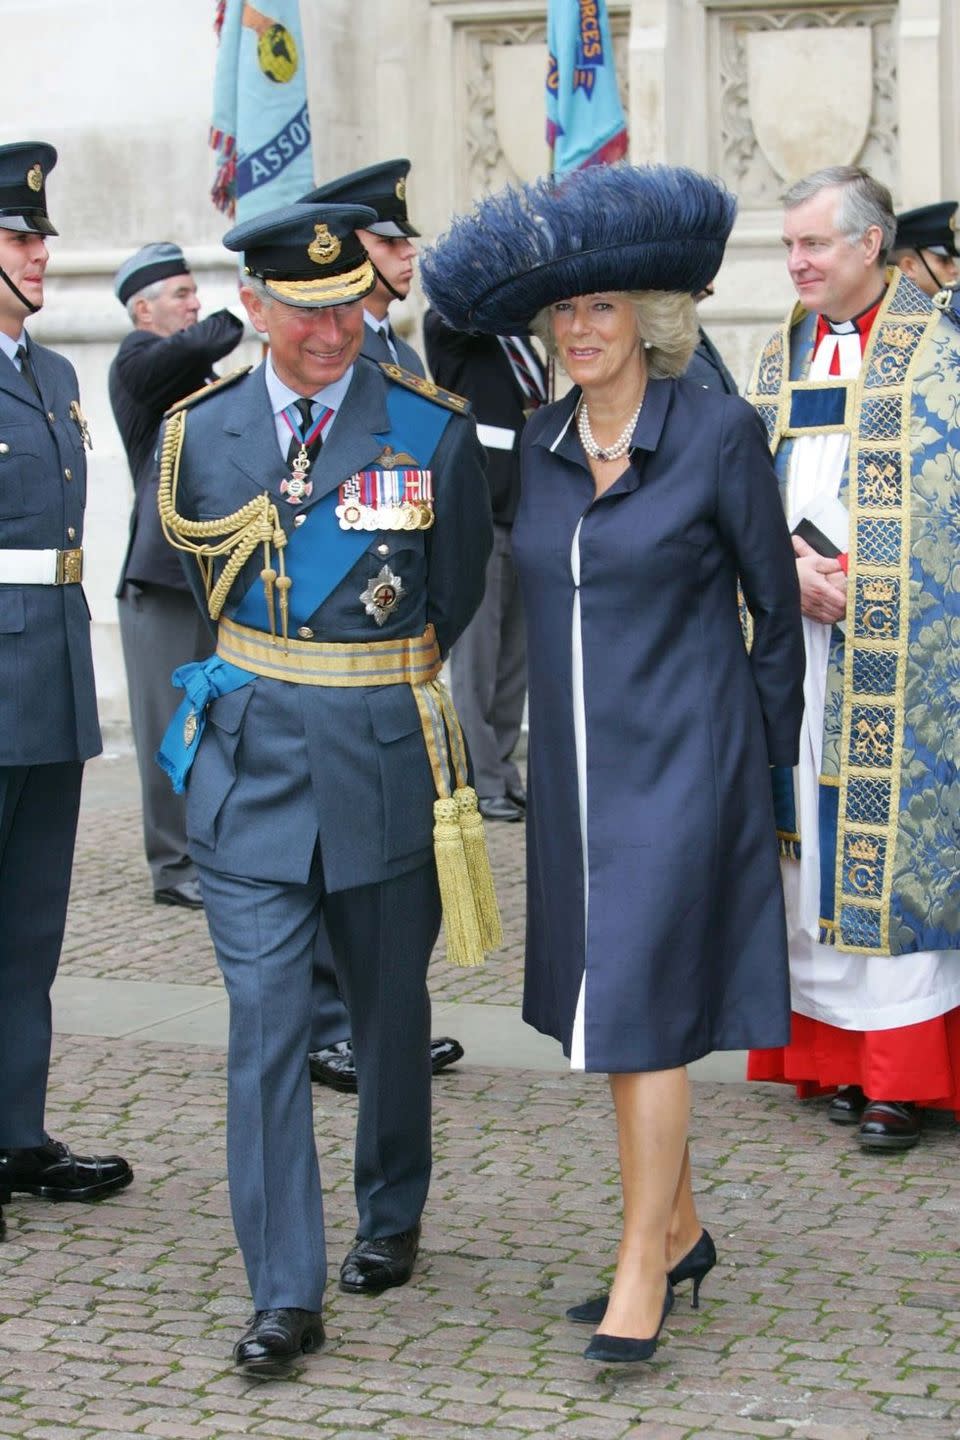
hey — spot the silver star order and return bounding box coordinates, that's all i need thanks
[359,564,404,626]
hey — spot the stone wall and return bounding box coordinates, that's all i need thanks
[1,0,957,725]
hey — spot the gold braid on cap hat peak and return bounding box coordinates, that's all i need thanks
[157,409,292,646]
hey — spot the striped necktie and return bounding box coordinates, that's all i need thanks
[499,335,545,408]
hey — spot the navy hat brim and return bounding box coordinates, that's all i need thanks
[0,211,57,237]
[363,218,420,240]
[420,165,737,334]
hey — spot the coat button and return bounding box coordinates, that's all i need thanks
[297,626,314,640]
[377,543,390,556]
[293,514,306,527]
[64,467,73,481]
[0,443,8,455]
[47,411,56,423]
[67,526,76,541]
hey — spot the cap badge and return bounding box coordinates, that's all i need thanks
[950,209,958,234]
[26,165,43,193]
[395,177,406,202]
[308,224,342,267]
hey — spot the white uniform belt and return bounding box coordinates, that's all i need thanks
[0,547,84,585]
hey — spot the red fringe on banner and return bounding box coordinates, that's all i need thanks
[209,128,237,217]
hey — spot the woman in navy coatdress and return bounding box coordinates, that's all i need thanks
[422,166,804,1363]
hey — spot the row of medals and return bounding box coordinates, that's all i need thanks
[337,497,435,532]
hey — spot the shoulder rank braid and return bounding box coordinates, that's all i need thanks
[163,365,251,419]
[157,405,292,645]
[378,361,470,414]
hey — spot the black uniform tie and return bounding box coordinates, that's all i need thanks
[16,343,43,405]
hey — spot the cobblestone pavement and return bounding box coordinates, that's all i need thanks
[1,757,958,1440]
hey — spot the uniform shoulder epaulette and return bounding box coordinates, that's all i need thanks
[164,365,252,419]
[379,361,471,415]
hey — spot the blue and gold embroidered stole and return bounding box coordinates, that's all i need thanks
[747,271,943,955]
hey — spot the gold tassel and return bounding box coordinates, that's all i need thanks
[455,785,503,953]
[432,796,484,967]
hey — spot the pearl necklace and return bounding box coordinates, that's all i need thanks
[576,397,643,462]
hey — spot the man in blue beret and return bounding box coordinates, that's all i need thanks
[111,242,244,911]
[156,201,492,1373]
[890,200,959,302]
[0,142,133,1242]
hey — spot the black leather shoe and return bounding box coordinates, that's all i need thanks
[233,1307,324,1376]
[858,1099,920,1151]
[310,1037,465,1093]
[477,794,524,822]
[828,1085,867,1125]
[308,1041,357,1092]
[0,1204,5,1241]
[154,879,204,909]
[506,786,526,808]
[0,1138,132,1203]
[339,1224,420,1294]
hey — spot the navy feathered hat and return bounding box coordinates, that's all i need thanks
[420,165,736,334]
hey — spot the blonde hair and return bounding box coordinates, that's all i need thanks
[531,290,699,379]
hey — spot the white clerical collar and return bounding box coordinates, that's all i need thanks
[264,353,353,417]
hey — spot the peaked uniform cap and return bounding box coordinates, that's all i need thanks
[894,201,959,258]
[301,159,419,239]
[420,164,737,334]
[114,241,191,306]
[0,141,58,236]
[224,201,378,308]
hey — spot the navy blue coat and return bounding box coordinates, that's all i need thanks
[514,379,804,1072]
[167,355,491,892]
[0,340,101,766]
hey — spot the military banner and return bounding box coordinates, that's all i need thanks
[210,0,313,220]
[545,0,627,175]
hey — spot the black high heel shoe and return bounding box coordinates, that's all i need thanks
[583,1283,674,1363]
[566,1227,715,1324]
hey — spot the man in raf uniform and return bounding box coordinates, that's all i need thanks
[156,202,492,1372]
[111,241,244,910]
[299,160,464,1094]
[0,142,133,1241]
[890,200,959,303]
[302,159,424,374]
[423,310,546,824]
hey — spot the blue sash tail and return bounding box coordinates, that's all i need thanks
[156,656,254,794]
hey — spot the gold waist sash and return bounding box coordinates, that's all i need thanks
[214,615,501,967]
[216,616,442,687]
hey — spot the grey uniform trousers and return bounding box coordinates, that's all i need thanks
[198,853,441,1310]
[118,583,212,890]
[0,761,83,1146]
[449,524,526,800]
